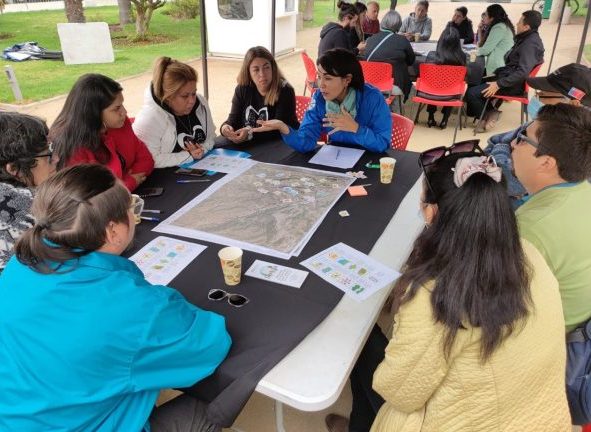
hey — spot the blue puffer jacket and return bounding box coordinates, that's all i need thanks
[282,83,392,153]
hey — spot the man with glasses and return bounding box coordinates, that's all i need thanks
[484,63,591,207]
[511,102,591,334]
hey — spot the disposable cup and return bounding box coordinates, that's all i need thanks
[414,33,421,42]
[469,49,478,63]
[131,194,144,225]
[218,246,243,286]
[380,157,396,184]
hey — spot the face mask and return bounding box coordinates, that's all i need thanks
[527,96,544,120]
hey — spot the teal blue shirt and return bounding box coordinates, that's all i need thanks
[0,251,231,431]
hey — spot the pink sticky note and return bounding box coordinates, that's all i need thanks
[348,186,368,197]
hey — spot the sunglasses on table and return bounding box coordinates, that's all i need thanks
[208,289,249,308]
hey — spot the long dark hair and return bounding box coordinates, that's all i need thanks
[435,27,466,66]
[337,0,358,21]
[0,112,49,187]
[395,153,531,362]
[15,164,131,274]
[237,46,287,106]
[50,74,123,169]
[486,4,515,35]
[317,48,365,91]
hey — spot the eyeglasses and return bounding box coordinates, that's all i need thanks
[208,289,249,308]
[34,142,55,163]
[130,194,144,224]
[515,121,539,149]
[418,140,483,200]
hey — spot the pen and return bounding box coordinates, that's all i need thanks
[140,216,161,222]
[356,183,372,187]
[176,179,212,184]
[141,209,161,214]
[336,149,341,159]
[365,161,380,169]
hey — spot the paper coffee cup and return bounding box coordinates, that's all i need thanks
[414,33,421,42]
[469,49,478,63]
[218,246,243,286]
[380,157,396,184]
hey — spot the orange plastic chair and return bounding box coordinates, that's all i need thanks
[390,113,414,150]
[359,60,401,112]
[475,63,544,132]
[301,51,318,96]
[295,95,311,124]
[412,64,467,143]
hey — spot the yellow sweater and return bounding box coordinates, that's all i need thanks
[370,241,571,432]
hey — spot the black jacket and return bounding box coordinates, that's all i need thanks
[444,19,475,44]
[495,30,544,93]
[361,31,416,98]
[318,22,355,58]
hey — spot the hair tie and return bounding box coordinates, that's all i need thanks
[452,156,502,187]
[36,219,50,230]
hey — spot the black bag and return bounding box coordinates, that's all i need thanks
[566,318,591,425]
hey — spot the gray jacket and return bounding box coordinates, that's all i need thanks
[399,13,432,41]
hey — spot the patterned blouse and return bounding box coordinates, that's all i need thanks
[0,182,34,272]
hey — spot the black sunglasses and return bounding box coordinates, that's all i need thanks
[35,142,54,161]
[208,289,249,308]
[418,140,483,199]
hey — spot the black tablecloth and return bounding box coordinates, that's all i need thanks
[129,139,421,427]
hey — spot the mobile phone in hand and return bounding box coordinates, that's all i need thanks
[175,168,207,177]
[137,187,164,198]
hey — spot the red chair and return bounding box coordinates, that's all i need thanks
[412,64,467,144]
[390,113,414,150]
[359,60,402,113]
[583,424,591,432]
[295,95,311,124]
[300,51,317,96]
[475,63,544,133]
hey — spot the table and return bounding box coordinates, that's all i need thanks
[130,139,422,430]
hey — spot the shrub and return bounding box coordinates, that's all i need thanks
[167,0,199,19]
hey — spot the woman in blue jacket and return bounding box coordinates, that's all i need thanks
[255,48,392,153]
[0,164,231,432]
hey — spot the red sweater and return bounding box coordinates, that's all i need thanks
[363,17,380,35]
[67,118,154,191]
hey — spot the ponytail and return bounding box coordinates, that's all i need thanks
[151,56,198,105]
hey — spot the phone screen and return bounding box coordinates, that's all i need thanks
[138,187,164,198]
[175,168,207,177]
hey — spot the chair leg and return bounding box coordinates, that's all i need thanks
[414,103,423,124]
[473,99,491,136]
[303,83,307,97]
[520,103,524,124]
[398,96,405,116]
[453,110,461,144]
[463,106,468,128]
[524,103,528,123]
[458,106,463,131]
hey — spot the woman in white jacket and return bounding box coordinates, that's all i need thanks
[133,57,216,168]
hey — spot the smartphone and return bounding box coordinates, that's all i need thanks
[175,168,207,177]
[137,187,164,198]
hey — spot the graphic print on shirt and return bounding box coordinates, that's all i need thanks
[245,106,268,128]
[177,125,206,149]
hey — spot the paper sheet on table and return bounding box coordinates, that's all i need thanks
[245,260,308,288]
[301,242,400,301]
[129,236,206,286]
[308,145,365,169]
[190,154,255,174]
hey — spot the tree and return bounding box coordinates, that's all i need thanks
[64,0,86,23]
[118,0,133,25]
[303,0,314,21]
[130,0,165,38]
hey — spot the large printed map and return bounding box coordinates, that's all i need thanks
[154,162,355,259]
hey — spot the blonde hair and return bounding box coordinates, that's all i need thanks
[152,57,198,104]
[15,164,131,274]
[237,46,285,106]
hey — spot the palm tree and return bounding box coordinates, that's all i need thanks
[64,0,86,22]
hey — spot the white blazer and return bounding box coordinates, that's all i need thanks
[133,85,217,168]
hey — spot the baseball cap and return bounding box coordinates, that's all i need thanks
[527,63,591,107]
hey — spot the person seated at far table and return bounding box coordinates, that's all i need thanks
[326,144,571,432]
[425,27,467,129]
[318,1,365,57]
[0,164,232,432]
[133,57,217,168]
[255,48,391,154]
[475,12,490,46]
[444,6,474,44]
[465,10,544,132]
[349,2,368,55]
[220,46,299,145]
[362,1,381,38]
[512,103,591,333]
[399,0,432,42]
[50,74,154,191]
[475,4,514,76]
[0,112,56,272]
[484,63,591,206]
[361,11,415,102]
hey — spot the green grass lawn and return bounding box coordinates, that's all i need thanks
[0,6,201,103]
[585,44,591,60]
[303,0,409,29]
